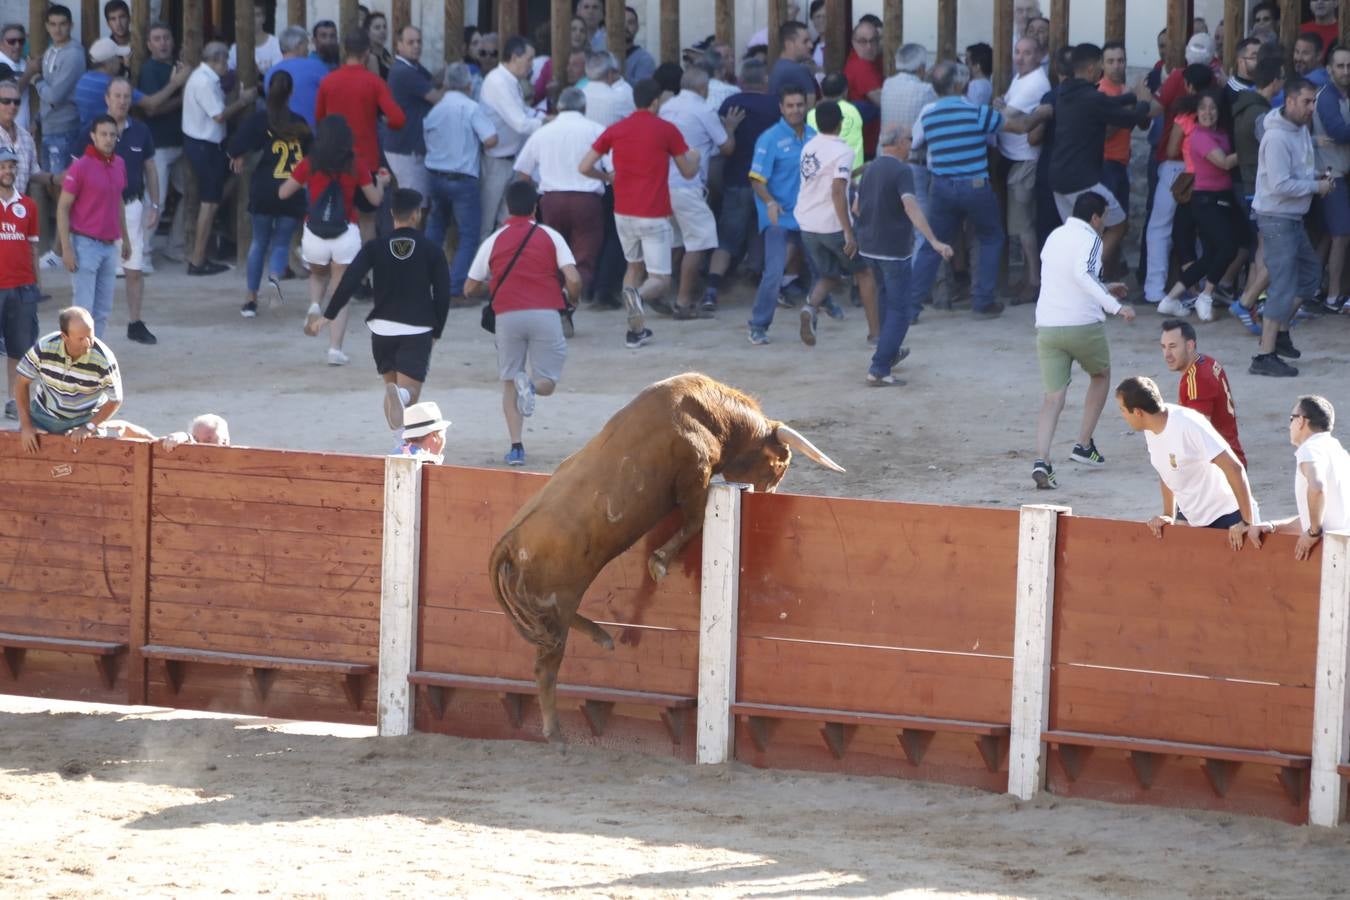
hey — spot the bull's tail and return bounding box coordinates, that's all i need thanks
[490,536,566,654]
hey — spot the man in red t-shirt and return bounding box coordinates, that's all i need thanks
[578,77,700,349]
[1160,318,1247,468]
[0,147,40,420]
[315,29,405,238]
[843,21,884,158]
[1302,0,1338,60]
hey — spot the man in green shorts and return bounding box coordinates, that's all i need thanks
[1031,192,1135,488]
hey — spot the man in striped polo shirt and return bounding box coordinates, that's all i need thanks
[910,60,1048,318]
[14,306,122,453]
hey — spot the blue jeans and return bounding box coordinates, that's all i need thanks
[425,173,481,295]
[246,214,300,292]
[29,397,93,433]
[867,256,913,376]
[910,165,932,256]
[909,175,1004,312]
[748,225,805,332]
[716,184,756,260]
[1257,214,1321,325]
[70,233,118,338]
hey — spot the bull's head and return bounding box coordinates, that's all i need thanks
[721,424,845,492]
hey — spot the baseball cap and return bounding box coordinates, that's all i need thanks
[0,147,17,164]
[1185,33,1216,65]
[89,37,131,64]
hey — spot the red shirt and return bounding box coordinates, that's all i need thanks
[314,63,406,173]
[592,110,689,218]
[1155,68,1187,162]
[290,158,372,224]
[469,217,573,313]
[0,192,39,289]
[1180,354,1246,468]
[844,51,884,157]
[1098,77,1131,164]
[1302,23,1338,60]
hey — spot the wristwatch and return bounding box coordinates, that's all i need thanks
[1309,527,1323,538]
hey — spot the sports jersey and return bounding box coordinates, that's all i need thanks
[0,191,40,289]
[1179,354,1246,469]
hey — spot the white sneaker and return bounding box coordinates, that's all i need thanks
[1194,293,1214,322]
[383,381,406,429]
[141,259,155,274]
[326,347,349,366]
[39,249,62,270]
[1156,296,1187,316]
[305,302,324,334]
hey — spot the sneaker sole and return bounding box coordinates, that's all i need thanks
[383,382,404,430]
[514,372,535,417]
[1068,455,1105,467]
[799,309,817,346]
[240,308,257,318]
[269,278,285,314]
[1032,470,1056,489]
[622,288,645,333]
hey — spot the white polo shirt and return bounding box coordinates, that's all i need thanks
[581,79,635,128]
[1295,431,1350,532]
[182,63,225,143]
[514,111,606,195]
[1145,404,1242,527]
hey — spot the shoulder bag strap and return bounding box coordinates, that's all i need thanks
[488,222,540,310]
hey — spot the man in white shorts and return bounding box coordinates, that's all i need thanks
[465,181,582,467]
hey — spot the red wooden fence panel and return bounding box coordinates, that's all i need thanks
[737,492,1020,788]
[414,465,701,755]
[1050,514,1320,822]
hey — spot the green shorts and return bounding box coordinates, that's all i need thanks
[1036,323,1110,392]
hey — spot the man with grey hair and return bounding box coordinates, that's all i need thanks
[424,62,498,302]
[880,44,937,201]
[515,86,606,307]
[384,26,444,207]
[581,51,635,127]
[265,25,329,127]
[104,412,232,449]
[703,48,737,111]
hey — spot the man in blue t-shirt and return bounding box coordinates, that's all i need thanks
[768,21,818,107]
[266,25,331,127]
[75,37,183,129]
[745,84,815,344]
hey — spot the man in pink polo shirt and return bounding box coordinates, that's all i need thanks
[57,114,130,338]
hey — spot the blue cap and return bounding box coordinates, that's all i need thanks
[0,147,16,163]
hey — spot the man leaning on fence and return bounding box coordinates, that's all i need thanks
[1260,396,1350,561]
[14,306,121,454]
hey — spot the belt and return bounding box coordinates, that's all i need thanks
[73,231,114,244]
[430,170,475,181]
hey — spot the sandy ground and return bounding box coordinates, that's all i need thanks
[3,695,1349,899]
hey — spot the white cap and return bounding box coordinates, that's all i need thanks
[1185,33,1216,66]
[89,37,131,64]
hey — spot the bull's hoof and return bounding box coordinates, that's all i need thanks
[595,630,615,651]
[648,553,669,583]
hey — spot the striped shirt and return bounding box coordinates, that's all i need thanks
[914,97,1002,178]
[16,331,122,422]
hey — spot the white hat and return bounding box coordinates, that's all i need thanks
[402,401,450,439]
[89,37,131,64]
[1185,33,1215,66]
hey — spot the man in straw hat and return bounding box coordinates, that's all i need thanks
[395,400,449,463]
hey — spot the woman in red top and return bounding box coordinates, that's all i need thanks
[279,115,387,365]
[1157,91,1241,323]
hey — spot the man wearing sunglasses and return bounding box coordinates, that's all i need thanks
[0,25,31,129]
[0,81,42,197]
[1259,396,1350,560]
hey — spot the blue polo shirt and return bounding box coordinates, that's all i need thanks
[749,118,815,232]
[74,70,144,130]
[266,56,330,127]
[72,117,155,201]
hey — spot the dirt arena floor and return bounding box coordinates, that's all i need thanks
[7,197,1350,895]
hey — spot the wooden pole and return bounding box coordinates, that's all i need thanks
[182,0,203,65]
[288,0,306,31]
[496,0,518,42]
[341,0,362,42]
[1344,12,1350,59]
[130,0,149,80]
[1166,0,1188,70]
[391,0,412,37]
[1279,0,1298,64]
[695,484,745,766]
[82,0,100,50]
[1104,0,1125,44]
[550,0,570,86]
[234,0,256,270]
[993,0,1013,95]
[882,0,902,76]
[605,0,625,68]
[376,456,424,738]
[659,0,679,64]
[715,0,734,52]
[767,0,786,66]
[444,0,464,64]
[824,0,847,73]
[1223,0,1242,72]
[1048,0,1069,63]
[936,0,956,61]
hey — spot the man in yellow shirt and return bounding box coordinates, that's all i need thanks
[808,73,863,172]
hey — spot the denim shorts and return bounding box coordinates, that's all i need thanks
[28,398,94,434]
[802,230,864,280]
[183,136,227,204]
[0,283,39,361]
[1320,177,1350,237]
[1257,214,1321,323]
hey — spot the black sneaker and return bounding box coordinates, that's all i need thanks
[1069,440,1105,467]
[1249,352,1298,377]
[240,300,258,318]
[1032,459,1058,489]
[973,302,1005,319]
[624,327,653,349]
[648,296,676,317]
[187,260,229,276]
[1326,294,1348,313]
[672,303,698,320]
[126,320,158,344]
[699,289,717,317]
[1274,331,1302,359]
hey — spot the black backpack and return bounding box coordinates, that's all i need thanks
[306,176,349,238]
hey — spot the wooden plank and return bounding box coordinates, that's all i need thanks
[378,455,422,737]
[0,537,132,572]
[0,632,125,654]
[697,483,741,765]
[152,523,380,564]
[0,487,131,521]
[936,0,956,62]
[142,644,373,673]
[150,444,383,482]
[0,509,130,547]
[146,626,377,663]
[733,701,1008,735]
[152,495,382,539]
[1310,531,1350,827]
[153,468,383,510]
[0,565,133,599]
[1008,504,1068,801]
[0,610,129,644]
[148,602,379,647]
[443,0,463,64]
[1046,730,1310,767]
[150,550,380,591]
[0,454,133,486]
[149,575,380,617]
[409,671,695,706]
[605,0,626,66]
[882,0,902,76]
[0,593,131,627]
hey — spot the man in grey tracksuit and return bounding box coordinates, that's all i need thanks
[30,5,84,178]
[1249,77,1335,378]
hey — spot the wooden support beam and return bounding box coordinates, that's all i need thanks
[127,441,151,705]
[289,0,307,31]
[551,0,571,87]
[715,0,734,52]
[605,0,626,69]
[659,0,680,65]
[1048,0,1069,63]
[824,0,847,73]
[936,0,956,61]
[130,0,149,80]
[1344,13,1350,59]
[882,0,902,76]
[1278,0,1298,65]
[233,0,256,270]
[444,0,464,65]
[1104,0,1125,44]
[496,0,518,43]
[391,0,412,37]
[993,0,1013,96]
[82,0,100,51]
[1223,0,1243,72]
[341,0,362,42]
[1166,0,1189,70]
[182,0,203,65]
[376,455,423,736]
[695,483,744,765]
[1310,531,1350,827]
[767,0,787,66]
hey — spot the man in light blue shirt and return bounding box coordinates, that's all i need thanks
[746,84,815,344]
[423,63,498,299]
[265,27,330,127]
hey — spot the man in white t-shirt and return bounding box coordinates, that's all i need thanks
[1115,375,1261,550]
[1261,395,1350,560]
[795,100,872,346]
[999,37,1051,304]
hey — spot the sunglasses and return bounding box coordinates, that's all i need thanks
[0,97,19,106]
[4,37,22,46]
[1290,413,1306,422]
[478,49,498,57]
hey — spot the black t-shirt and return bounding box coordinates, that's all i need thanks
[226,109,312,218]
[137,58,182,149]
[855,155,916,259]
[719,91,781,185]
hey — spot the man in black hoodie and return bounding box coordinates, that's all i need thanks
[1048,43,1151,278]
[310,188,451,429]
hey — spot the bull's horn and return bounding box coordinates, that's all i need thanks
[775,425,846,472]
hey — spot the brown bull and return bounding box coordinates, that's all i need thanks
[488,373,844,742]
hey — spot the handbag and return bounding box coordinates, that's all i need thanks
[1170,171,1195,205]
[480,222,539,334]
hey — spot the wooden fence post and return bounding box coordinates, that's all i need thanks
[1278,0,1299,64]
[1310,531,1350,827]
[993,0,1013,96]
[660,0,680,64]
[1105,0,1125,44]
[1007,503,1070,800]
[936,0,956,61]
[377,455,423,736]
[605,0,626,70]
[714,0,734,55]
[1166,0,1188,70]
[444,0,464,66]
[1048,0,1069,64]
[1222,0,1242,72]
[81,0,100,50]
[824,0,847,73]
[130,0,149,80]
[767,0,786,67]
[696,483,746,764]
[128,442,153,705]
[289,0,307,30]
[234,0,256,270]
